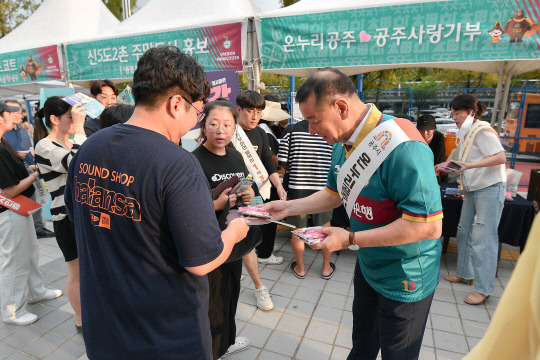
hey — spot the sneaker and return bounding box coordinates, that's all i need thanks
[257,254,283,265]
[220,337,250,358]
[28,289,62,304]
[36,229,55,239]
[255,286,273,311]
[3,312,38,325]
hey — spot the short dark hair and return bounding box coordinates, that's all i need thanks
[450,94,486,119]
[90,79,119,97]
[132,46,210,109]
[236,90,265,110]
[199,99,238,144]
[296,67,357,104]
[100,104,135,129]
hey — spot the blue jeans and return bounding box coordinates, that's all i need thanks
[456,182,505,296]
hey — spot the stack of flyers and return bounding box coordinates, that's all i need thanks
[62,93,105,119]
[238,206,271,219]
[292,227,328,245]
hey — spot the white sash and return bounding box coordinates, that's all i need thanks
[459,121,496,162]
[337,120,413,218]
[232,125,272,200]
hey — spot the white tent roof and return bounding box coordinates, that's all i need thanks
[0,0,119,54]
[101,0,261,38]
[259,0,540,77]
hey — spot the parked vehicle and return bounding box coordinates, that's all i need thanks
[505,93,540,153]
[435,119,458,134]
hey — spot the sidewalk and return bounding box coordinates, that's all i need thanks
[0,229,516,360]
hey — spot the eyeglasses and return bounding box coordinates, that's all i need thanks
[181,95,205,123]
[206,123,235,134]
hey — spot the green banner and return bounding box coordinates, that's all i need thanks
[261,0,540,70]
[66,23,243,81]
[0,45,62,86]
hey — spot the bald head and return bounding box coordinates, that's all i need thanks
[296,67,358,106]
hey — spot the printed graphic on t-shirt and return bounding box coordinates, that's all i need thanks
[351,195,400,225]
[74,162,141,227]
[211,172,245,183]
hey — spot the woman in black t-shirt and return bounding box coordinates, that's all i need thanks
[192,100,256,359]
[0,102,60,326]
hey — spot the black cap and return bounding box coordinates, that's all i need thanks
[0,100,20,114]
[416,114,436,130]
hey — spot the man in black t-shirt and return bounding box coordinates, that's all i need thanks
[64,47,248,360]
[417,114,446,182]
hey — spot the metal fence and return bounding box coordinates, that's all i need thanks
[280,87,540,191]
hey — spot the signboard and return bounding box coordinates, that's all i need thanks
[66,23,243,81]
[206,70,240,106]
[261,0,540,70]
[0,45,61,86]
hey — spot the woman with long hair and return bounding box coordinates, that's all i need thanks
[0,100,62,325]
[436,94,506,305]
[192,100,258,359]
[34,96,86,330]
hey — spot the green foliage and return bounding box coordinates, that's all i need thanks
[425,68,498,88]
[102,0,138,21]
[282,0,301,7]
[0,0,41,37]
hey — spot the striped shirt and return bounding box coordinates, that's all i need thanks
[35,135,86,221]
[278,120,333,200]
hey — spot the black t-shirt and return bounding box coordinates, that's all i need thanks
[243,126,277,175]
[192,145,249,190]
[0,142,34,212]
[83,116,100,137]
[64,124,223,360]
[429,130,446,165]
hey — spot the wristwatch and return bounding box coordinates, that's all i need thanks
[348,231,359,251]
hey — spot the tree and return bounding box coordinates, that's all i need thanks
[426,68,498,89]
[282,0,300,7]
[0,0,41,37]
[102,0,137,21]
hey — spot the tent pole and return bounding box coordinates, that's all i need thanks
[491,62,505,127]
[497,69,512,134]
[357,74,364,101]
[247,18,254,91]
[60,44,71,87]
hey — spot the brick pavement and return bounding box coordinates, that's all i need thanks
[0,228,516,360]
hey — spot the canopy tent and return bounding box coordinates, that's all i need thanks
[258,0,540,127]
[64,0,279,86]
[0,0,119,96]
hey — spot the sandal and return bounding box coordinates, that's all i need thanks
[321,262,336,280]
[291,261,306,279]
[464,292,490,305]
[444,275,473,286]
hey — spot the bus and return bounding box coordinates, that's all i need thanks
[505,93,540,153]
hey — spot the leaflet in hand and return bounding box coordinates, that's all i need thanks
[439,160,463,173]
[238,206,271,219]
[292,227,328,245]
[62,93,105,119]
[230,178,254,196]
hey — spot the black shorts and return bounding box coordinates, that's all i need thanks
[52,217,78,262]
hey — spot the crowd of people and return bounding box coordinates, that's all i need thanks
[0,45,514,360]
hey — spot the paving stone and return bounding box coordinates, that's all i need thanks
[329,270,353,284]
[457,304,491,323]
[257,350,290,360]
[21,332,66,358]
[431,314,464,335]
[433,330,469,354]
[285,299,315,318]
[324,281,350,296]
[56,340,86,358]
[278,271,303,286]
[51,320,79,340]
[497,276,511,288]
[5,351,36,360]
[276,313,309,335]
[235,302,256,322]
[270,283,297,298]
[330,345,351,360]
[259,268,283,282]
[268,295,290,313]
[3,326,45,349]
[429,300,459,317]
[293,286,322,303]
[318,292,347,309]
[433,288,455,303]
[0,342,16,359]
[304,319,338,344]
[58,303,75,316]
[33,309,72,331]
[27,304,55,319]
[238,324,272,348]
[248,309,282,329]
[225,345,260,360]
[0,323,22,341]
[238,290,257,307]
[334,326,352,348]
[436,349,468,359]
[296,338,332,360]
[422,328,434,347]
[300,276,327,291]
[264,330,300,357]
[345,296,353,311]
[341,311,353,328]
[483,296,501,310]
[467,336,482,351]
[419,346,436,360]
[312,305,343,325]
